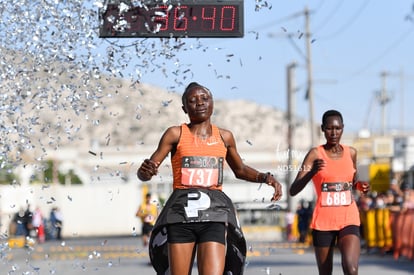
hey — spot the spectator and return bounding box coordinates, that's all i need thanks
[285,210,296,241]
[402,188,414,211]
[32,206,45,243]
[296,200,312,243]
[49,207,63,240]
[23,205,33,238]
[12,207,27,236]
[136,193,158,248]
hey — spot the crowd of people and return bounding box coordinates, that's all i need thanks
[357,175,414,255]
[9,205,63,243]
[358,174,414,213]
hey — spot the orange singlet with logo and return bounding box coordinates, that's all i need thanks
[310,145,360,231]
[171,124,227,191]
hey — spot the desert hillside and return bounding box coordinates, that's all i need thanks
[0,47,313,165]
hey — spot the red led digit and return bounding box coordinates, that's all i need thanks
[220,6,236,31]
[173,6,188,31]
[201,7,216,30]
[155,5,169,31]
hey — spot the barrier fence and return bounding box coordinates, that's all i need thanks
[360,208,414,261]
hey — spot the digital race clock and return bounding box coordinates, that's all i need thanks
[99,0,244,38]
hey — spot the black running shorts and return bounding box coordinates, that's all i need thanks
[167,222,226,245]
[312,225,360,247]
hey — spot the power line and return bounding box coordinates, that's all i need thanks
[312,0,327,14]
[249,0,326,33]
[248,11,304,33]
[316,0,371,39]
[349,26,414,78]
[312,0,345,34]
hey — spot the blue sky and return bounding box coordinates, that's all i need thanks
[129,0,414,135]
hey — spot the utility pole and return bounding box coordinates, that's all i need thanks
[304,6,316,147]
[286,61,297,212]
[378,71,391,136]
[268,7,316,146]
[399,69,405,132]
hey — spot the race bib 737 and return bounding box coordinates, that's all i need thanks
[181,156,224,187]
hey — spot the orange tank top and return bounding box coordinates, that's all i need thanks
[310,145,360,230]
[171,124,227,190]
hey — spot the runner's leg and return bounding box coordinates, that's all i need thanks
[314,246,334,275]
[337,234,360,275]
[197,241,225,275]
[168,242,196,275]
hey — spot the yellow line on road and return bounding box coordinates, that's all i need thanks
[27,242,310,261]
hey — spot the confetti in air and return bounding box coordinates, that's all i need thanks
[0,0,220,169]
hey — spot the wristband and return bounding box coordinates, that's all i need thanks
[256,172,272,184]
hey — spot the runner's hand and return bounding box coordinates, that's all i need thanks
[266,174,283,201]
[138,159,159,181]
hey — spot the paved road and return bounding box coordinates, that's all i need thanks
[2,236,413,274]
